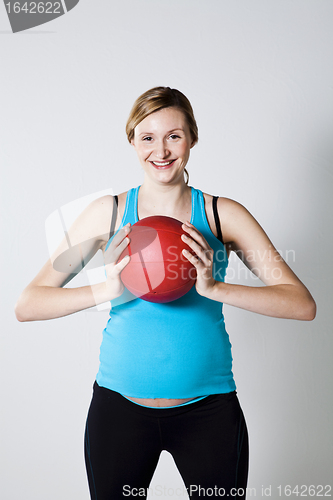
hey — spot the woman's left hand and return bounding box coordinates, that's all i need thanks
[181,221,217,297]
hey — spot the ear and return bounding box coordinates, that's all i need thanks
[130,139,136,148]
[190,139,196,149]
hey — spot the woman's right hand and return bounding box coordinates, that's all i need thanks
[103,223,132,300]
[15,194,129,322]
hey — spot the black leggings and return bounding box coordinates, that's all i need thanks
[84,382,249,499]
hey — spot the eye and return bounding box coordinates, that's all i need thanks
[169,134,180,140]
[143,136,153,142]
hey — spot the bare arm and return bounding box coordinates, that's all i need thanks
[15,195,131,322]
[181,198,316,321]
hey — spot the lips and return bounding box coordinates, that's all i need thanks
[150,160,176,169]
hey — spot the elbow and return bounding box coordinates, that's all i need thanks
[300,296,317,321]
[14,299,28,322]
[307,299,317,321]
[15,306,24,322]
[14,292,33,322]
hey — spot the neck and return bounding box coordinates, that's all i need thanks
[138,179,191,217]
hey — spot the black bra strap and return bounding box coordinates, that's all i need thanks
[212,196,223,244]
[110,195,223,243]
[109,195,118,239]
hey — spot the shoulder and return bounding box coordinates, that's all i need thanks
[201,191,247,217]
[79,194,118,245]
[85,194,114,220]
[200,192,246,243]
[87,191,128,218]
[216,197,249,217]
[214,196,257,246]
[201,190,243,209]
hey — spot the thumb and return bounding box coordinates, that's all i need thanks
[115,254,131,273]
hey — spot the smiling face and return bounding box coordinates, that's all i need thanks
[131,107,195,185]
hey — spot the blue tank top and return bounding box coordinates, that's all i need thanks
[96,186,236,399]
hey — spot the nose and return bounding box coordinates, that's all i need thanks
[154,140,170,159]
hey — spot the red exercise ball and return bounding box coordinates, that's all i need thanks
[118,216,197,303]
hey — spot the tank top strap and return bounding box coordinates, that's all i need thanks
[121,185,140,226]
[105,186,140,252]
[190,186,211,235]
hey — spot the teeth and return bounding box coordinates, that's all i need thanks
[152,161,173,166]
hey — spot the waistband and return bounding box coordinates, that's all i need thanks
[93,381,237,418]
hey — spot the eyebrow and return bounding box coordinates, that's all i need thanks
[138,128,185,137]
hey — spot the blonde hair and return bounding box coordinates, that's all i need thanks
[126,87,198,185]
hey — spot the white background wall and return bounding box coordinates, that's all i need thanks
[1,1,332,498]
